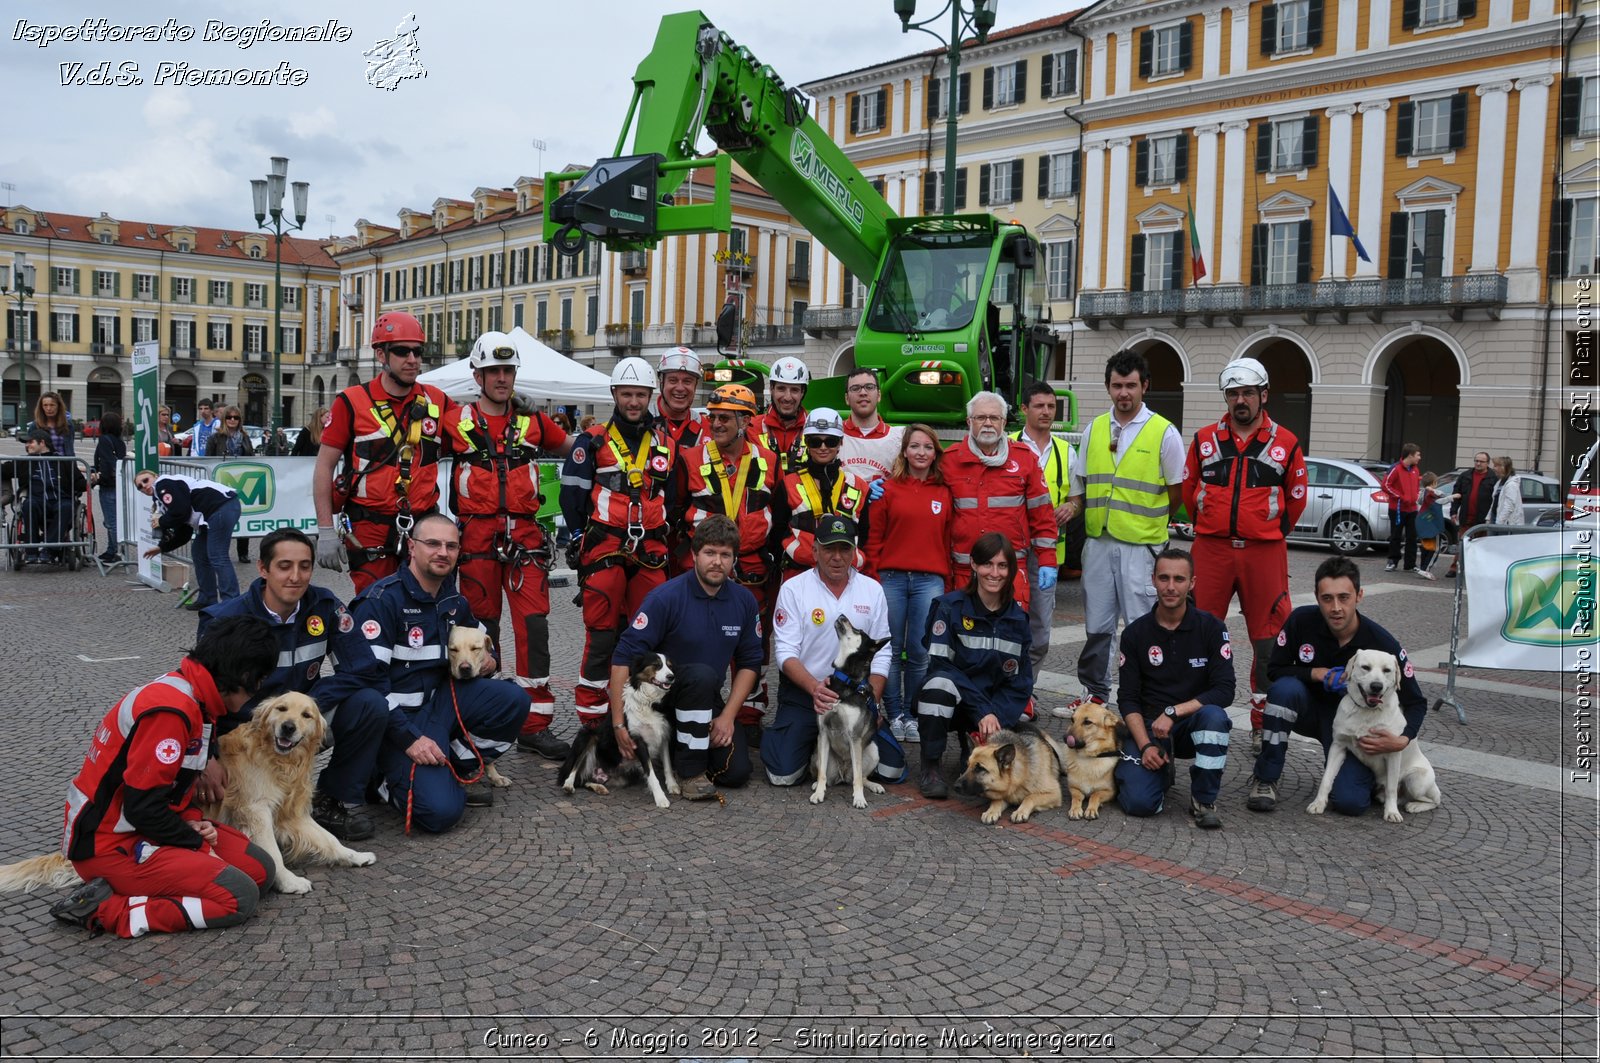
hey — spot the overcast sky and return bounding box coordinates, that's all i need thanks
[4,0,1072,239]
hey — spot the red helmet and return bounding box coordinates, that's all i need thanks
[371,311,424,347]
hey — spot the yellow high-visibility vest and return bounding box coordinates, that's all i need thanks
[1082,411,1172,543]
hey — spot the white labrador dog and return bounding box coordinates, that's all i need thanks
[1306,648,1441,823]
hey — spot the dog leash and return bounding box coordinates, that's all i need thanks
[405,678,486,835]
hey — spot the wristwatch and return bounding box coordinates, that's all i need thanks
[1163,705,1177,719]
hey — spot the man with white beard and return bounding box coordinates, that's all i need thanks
[937,391,1056,609]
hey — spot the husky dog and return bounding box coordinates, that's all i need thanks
[558,653,679,809]
[810,616,890,810]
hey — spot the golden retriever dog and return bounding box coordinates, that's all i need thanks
[953,722,1070,824]
[203,693,376,893]
[1062,701,1126,820]
[1307,648,1442,823]
[0,692,374,897]
[446,626,513,789]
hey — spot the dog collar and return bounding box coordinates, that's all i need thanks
[828,668,873,701]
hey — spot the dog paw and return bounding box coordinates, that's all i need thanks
[666,780,681,796]
[346,850,376,867]
[487,771,513,788]
[1009,808,1033,823]
[1403,800,1436,813]
[583,782,610,796]
[1384,807,1405,824]
[654,796,671,810]
[865,781,885,794]
[1306,798,1327,815]
[1083,807,1099,820]
[277,873,313,894]
[851,794,868,810]
[1067,807,1084,820]
[809,784,826,805]
[981,809,1002,824]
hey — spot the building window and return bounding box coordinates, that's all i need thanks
[173,277,193,303]
[52,312,78,343]
[1251,219,1313,285]
[1045,240,1076,300]
[560,297,573,332]
[1256,117,1319,173]
[1137,134,1188,187]
[1274,0,1310,51]
[1140,22,1193,78]
[172,320,194,350]
[587,292,599,334]
[54,267,76,293]
[279,287,299,310]
[249,246,263,259]
[1417,0,1463,26]
[921,168,968,212]
[986,60,1024,109]
[279,327,299,354]
[981,160,1022,206]
[134,273,155,300]
[13,220,28,235]
[488,305,502,332]
[210,280,230,306]
[927,72,970,119]
[95,270,117,296]
[94,315,116,345]
[245,283,265,308]
[1137,232,1180,291]
[1042,50,1077,98]
[1567,200,1600,276]
[1562,77,1600,138]
[1397,94,1466,156]
[134,317,156,343]
[1413,97,1452,153]
[244,325,267,353]
[851,88,886,134]
[536,301,548,335]
[1267,224,1302,285]
[1040,152,1079,199]
[207,321,231,351]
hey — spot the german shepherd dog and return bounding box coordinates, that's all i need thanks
[558,653,678,809]
[810,616,890,810]
[954,721,1072,824]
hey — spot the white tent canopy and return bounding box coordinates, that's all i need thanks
[417,326,612,405]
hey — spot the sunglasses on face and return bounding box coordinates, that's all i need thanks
[804,435,839,448]
[388,346,424,358]
[226,415,241,421]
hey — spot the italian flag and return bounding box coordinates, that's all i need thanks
[1187,194,1207,283]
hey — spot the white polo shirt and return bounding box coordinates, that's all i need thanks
[773,567,893,681]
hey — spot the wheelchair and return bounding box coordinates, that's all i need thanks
[0,467,93,572]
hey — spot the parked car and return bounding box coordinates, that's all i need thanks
[243,425,267,451]
[1436,468,1562,525]
[1291,456,1394,556]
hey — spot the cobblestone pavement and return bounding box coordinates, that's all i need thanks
[0,500,1594,1060]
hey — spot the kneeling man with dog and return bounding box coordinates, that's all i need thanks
[1113,547,1235,829]
[767,515,907,791]
[609,514,763,800]
[1246,555,1429,816]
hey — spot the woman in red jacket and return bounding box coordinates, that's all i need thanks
[863,424,953,744]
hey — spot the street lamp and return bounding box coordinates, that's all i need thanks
[894,0,998,216]
[251,155,308,441]
[1,251,36,426]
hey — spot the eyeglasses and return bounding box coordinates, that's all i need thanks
[412,537,461,553]
[969,414,1003,424]
[705,411,739,423]
[225,415,241,421]
[804,435,840,448]
[846,383,879,395]
[388,346,424,358]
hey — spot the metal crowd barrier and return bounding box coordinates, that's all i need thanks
[0,454,96,571]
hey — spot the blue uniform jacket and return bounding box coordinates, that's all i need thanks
[1117,606,1235,720]
[198,579,377,734]
[922,589,1033,725]
[613,570,763,678]
[1268,604,1428,739]
[316,566,482,748]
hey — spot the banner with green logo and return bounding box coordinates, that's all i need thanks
[131,341,159,475]
[1461,528,1598,671]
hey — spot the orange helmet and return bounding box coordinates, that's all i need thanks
[371,311,424,347]
[707,383,758,416]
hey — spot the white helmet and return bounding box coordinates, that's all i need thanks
[610,356,657,391]
[770,355,811,388]
[468,331,520,371]
[802,407,844,439]
[658,346,701,377]
[1220,357,1269,391]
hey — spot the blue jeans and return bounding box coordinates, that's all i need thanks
[878,569,944,720]
[98,487,118,555]
[194,497,242,607]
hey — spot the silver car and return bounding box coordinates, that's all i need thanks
[1293,456,1394,556]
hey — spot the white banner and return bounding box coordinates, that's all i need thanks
[1459,526,1598,672]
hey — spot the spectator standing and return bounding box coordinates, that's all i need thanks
[1063,351,1185,715]
[289,407,329,457]
[1181,357,1307,753]
[156,406,179,455]
[862,423,953,744]
[206,406,255,563]
[28,391,75,457]
[1383,443,1423,571]
[189,400,221,458]
[91,411,127,562]
[1489,456,1525,526]
[1011,381,1077,674]
[940,391,1056,608]
[838,368,904,484]
[1414,472,1446,579]
[1444,452,1496,577]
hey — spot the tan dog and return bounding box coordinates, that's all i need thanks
[0,693,376,897]
[446,626,513,789]
[953,722,1070,824]
[203,693,376,893]
[1062,701,1126,820]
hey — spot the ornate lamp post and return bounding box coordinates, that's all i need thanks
[1,251,36,425]
[894,0,998,216]
[251,156,308,438]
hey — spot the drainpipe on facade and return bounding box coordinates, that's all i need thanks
[1063,17,1092,396]
[497,219,510,334]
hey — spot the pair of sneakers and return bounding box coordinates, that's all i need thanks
[888,715,921,743]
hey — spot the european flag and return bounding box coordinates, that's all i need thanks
[1329,184,1371,263]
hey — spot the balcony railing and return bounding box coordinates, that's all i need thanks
[170,347,199,362]
[788,264,810,286]
[343,292,364,310]
[620,251,648,274]
[6,339,42,353]
[243,349,269,363]
[803,305,862,336]
[745,322,804,347]
[90,342,125,359]
[336,346,362,365]
[1078,274,1510,327]
[306,350,336,366]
